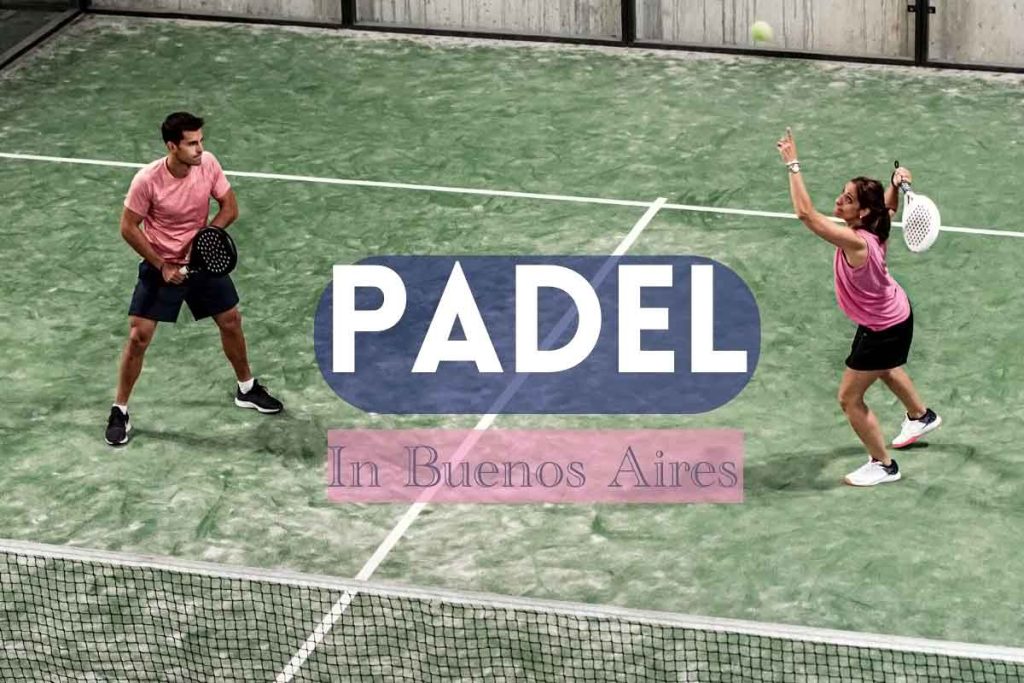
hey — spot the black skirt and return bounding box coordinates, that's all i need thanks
[845,310,914,371]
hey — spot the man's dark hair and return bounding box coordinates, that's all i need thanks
[161,112,204,145]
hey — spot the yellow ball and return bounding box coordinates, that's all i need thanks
[751,20,773,43]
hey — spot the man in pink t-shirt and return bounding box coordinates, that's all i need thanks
[777,128,941,487]
[105,112,282,446]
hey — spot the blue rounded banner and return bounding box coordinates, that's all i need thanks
[313,256,760,414]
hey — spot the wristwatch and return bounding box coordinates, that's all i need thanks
[787,160,801,174]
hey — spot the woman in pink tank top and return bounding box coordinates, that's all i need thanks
[777,129,941,487]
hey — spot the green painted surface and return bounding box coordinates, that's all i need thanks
[1,15,1023,655]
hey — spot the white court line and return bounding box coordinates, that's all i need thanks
[273,197,668,683]
[2,151,1023,238]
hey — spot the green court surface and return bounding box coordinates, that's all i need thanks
[1,13,1023,655]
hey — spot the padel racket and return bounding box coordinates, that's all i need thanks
[894,160,941,253]
[180,226,237,278]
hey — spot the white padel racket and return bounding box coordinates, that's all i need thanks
[894,160,941,253]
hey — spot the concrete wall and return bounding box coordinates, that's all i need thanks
[89,0,1024,68]
[355,0,621,39]
[92,0,620,37]
[637,0,912,58]
[90,0,343,23]
[929,1,1024,67]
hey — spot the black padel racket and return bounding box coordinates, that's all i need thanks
[180,227,237,278]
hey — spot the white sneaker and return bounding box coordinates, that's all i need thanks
[891,408,942,449]
[844,459,901,487]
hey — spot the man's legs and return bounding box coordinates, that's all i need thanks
[107,316,158,445]
[212,306,251,382]
[116,316,158,403]
[213,306,282,414]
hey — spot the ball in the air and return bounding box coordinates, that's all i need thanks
[750,20,773,43]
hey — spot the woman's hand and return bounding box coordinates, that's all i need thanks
[892,166,912,187]
[776,127,798,165]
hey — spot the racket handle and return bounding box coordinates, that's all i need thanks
[894,160,912,194]
[180,265,189,277]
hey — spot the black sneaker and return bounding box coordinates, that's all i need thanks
[105,406,131,446]
[234,379,283,414]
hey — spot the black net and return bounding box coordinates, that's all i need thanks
[1,541,1022,682]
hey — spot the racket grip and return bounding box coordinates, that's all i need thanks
[893,161,913,194]
[179,265,189,277]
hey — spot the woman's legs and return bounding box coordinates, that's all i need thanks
[880,367,927,419]
[882,366,942,448]
[838,368,890,464]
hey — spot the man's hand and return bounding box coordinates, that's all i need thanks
[776,127,798,165]
[160,263,186,285]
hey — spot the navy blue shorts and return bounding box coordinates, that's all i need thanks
[128,261,239,323]
[845,310,914,371]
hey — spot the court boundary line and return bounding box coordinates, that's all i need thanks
[2,151,1023,238]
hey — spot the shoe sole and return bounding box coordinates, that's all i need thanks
[235,397,282,414]
[844,472,902,487]
[104,423,132,446]
[891,415,943,449]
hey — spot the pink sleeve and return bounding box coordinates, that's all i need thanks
[207,153,231,199]
[124,169,152,217]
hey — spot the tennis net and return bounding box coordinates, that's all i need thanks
[1,538,1022,682]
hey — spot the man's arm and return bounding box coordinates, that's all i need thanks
[209,189,239,229]
[120,207,184,284]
